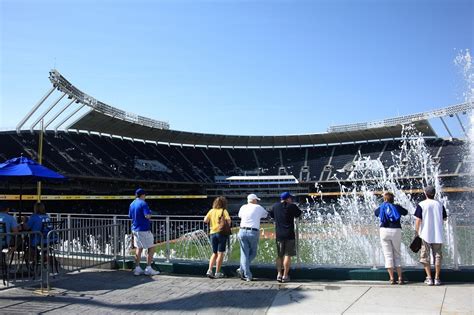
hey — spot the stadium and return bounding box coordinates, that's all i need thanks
[1,69,472,215]
[0,69,473,274]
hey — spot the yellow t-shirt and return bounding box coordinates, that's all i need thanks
[205,208,231,234]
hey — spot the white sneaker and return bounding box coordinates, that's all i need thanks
[133,266,144,276]
[424,277,433,286]
[214,272,224,279]
[144,266,160,276]
[434,278,442,286]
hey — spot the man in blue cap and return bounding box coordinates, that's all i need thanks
[129,188,159,276]
[269,192,302,283]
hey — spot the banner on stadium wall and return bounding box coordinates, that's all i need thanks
[0,195,208,201]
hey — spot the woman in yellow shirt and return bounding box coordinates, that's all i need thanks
[204,196,231,278]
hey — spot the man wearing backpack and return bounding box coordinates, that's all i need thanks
[414,186,447,286]
[374,192,408,284]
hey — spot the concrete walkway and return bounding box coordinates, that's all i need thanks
[0,269,472,314]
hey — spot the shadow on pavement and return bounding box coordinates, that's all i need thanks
[0,288,294,312]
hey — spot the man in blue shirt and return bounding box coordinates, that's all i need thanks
[129,188,159,276]
[0,202,19,247]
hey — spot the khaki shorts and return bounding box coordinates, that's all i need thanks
[276,239,296,257]
[420,240,442,266]
[132,231,155,249]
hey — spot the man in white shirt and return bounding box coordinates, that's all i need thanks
[414,186,447,286]
[237,194,268,281]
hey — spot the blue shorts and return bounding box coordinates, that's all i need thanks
[210,233,228,253]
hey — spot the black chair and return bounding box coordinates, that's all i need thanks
[40,218,64,275]
[29,218,64,278]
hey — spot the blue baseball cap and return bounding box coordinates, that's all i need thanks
[135,188,146,197]
[280,192,294,200]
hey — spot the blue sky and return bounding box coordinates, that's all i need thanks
[1,0,473,136]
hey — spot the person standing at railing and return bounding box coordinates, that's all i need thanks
[374,192,408,285]
[204,196,231,279]
[129,188,159,276]
[414,186,447,286]
[269,192,302,283]
[237,194,268,282]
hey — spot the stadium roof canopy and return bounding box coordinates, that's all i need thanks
[15,70,473,148]
[70,109,436,147]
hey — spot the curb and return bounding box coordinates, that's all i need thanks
[115,259,474,282]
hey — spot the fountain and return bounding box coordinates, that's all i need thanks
[297,124,446,267]
[454,49,473,176]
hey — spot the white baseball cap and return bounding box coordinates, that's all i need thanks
[247,194,261,202]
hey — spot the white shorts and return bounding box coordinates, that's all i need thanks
[132,231,155,249]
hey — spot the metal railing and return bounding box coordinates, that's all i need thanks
[11,212,474,272]
[45,223,123,289]
[0,231,44,289]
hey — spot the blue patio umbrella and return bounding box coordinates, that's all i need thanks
[0,156,66,218]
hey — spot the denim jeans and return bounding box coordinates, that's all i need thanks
[238,229,260,279]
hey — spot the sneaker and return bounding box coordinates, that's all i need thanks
[133,266,144,276]
[214,272,224,279]
[281,276,290,283]
[277,275,282,283]
[245,276,252,282]
[206,270,214,279]
[236,268,243,278]
[434,278,442,286]
[424,277,433,286]
[144,266,160,276]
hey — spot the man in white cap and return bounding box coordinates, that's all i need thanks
[237,193,268,281]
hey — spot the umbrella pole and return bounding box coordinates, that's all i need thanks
[36,119,44,203]
[19,181,23,223]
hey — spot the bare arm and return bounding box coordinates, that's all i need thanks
[415,218,421,235]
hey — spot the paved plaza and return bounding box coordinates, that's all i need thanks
[0,269,472,314]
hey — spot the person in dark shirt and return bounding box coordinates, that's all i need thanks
[374,192,408,284]
[269,192,302,283]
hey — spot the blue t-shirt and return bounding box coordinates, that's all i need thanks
[129,198,152,231]
[26,213,55,246]
[374,204,408,229]
[0,212,19,246]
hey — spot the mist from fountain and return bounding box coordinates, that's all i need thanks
[454,49,473,176]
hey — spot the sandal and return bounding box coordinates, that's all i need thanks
[398,279,405,285]
[390,279,396,285]
[277,275,282,283]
